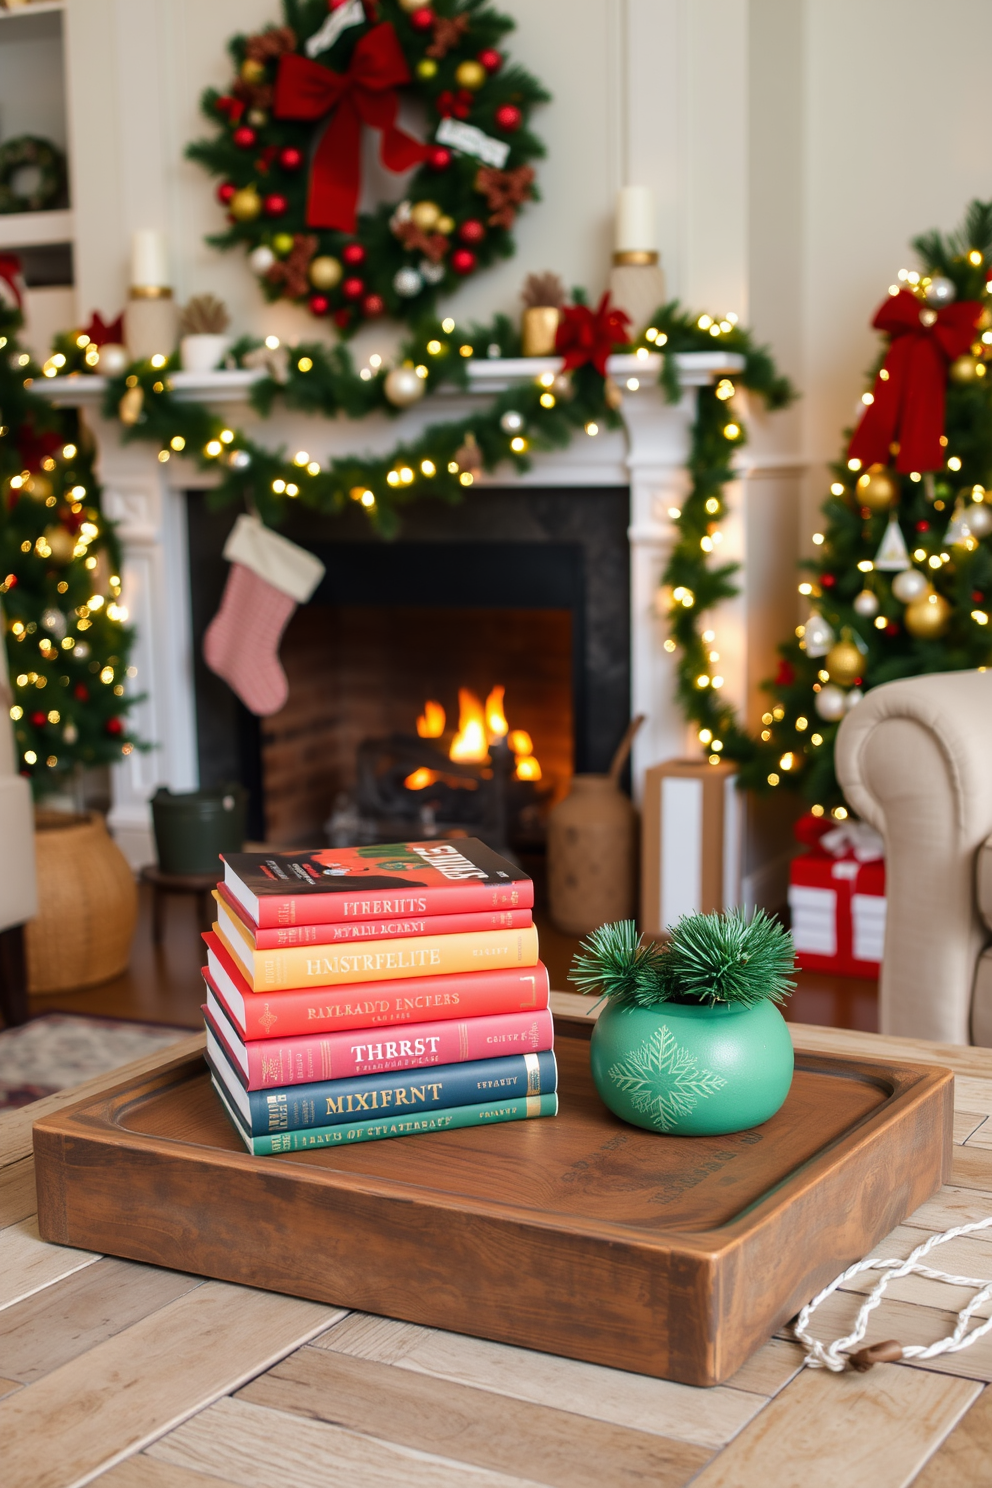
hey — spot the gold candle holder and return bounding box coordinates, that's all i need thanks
[522,305,560,357]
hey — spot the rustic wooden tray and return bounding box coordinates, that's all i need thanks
[33,1020,952,1386]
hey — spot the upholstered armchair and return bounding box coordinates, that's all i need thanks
[836,669,992,1046]
[0,619,37,1024]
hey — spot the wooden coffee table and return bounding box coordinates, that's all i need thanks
[3,996,992,1488]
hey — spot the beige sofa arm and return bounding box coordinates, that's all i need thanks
[836,670,992,1044]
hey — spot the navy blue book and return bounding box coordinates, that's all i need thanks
[205,1025,557,1137]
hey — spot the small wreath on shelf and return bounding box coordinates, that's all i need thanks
[0,135,67,215]
[187,0,548,334]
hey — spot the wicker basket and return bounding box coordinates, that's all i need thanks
[26,810,139,994]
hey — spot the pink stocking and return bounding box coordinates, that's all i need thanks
[203,515,325,717]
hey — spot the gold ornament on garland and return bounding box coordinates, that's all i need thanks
[410,201,441,230]
[856,466,898,512]
[825,634,863,687]
[239,57,266,85]
[455,60,487,91]
[904,590,952,638]
[383,365,426,408]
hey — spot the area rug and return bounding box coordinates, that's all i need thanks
[0,1014,192,1110]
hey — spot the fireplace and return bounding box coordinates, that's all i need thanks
[188,486,631,846]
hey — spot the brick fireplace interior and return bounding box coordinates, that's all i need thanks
[188,487,630,847]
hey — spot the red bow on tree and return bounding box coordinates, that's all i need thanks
[555,293,630,376]
[847,287,982,474]
[274,23,429,233]
[83,311,124,347]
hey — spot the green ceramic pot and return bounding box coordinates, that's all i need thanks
[590,998,794,1136]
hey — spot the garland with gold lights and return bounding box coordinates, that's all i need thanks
[0,300,139,797]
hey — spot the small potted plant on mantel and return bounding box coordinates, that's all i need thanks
[570,910,796,1136]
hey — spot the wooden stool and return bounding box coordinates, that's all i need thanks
[139,866,217,944]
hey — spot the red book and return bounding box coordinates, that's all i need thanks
[203,932,550,1042]
[222,838,533,928]
[215,882,534,947]
[202,971,555,1089]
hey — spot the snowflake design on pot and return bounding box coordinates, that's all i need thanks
[607,1025,727,1132]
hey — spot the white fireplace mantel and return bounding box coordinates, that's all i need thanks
[34,349,799,875]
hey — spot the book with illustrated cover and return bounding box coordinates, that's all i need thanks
[206,1028,557,1136]
[203,975,554,1088]
[212,1074,559,1156]
[222,839,533,928]
[214,883,534,948]
[203,933,551,1041]
[215,909,540,992]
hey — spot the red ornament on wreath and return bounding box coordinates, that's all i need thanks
[309,294,329,315]
[105,717,123,736]
[193,2,547,329]
[342,276,364,299]
[216,182,235,205]
[342,243,365,266]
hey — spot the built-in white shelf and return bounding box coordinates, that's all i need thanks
[0,207,73,250]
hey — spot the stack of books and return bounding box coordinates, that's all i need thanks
[202,838,557,1155]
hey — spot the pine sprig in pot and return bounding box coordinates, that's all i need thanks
[570,909,795,1011]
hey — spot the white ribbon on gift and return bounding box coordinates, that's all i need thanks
[818,820,884,863]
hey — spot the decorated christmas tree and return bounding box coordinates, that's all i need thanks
[737,199,992,815]
[0,278,137,796]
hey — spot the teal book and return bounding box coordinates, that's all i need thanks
[212,1074,557,1155]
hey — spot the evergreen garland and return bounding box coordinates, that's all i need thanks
[570,910,796,1011]
[0,304,138,795]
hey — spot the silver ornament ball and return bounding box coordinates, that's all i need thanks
[248,244,276,276]
[419,259,445,285]
[815,684,848,722]
[383,365,426,408]
[967,502,992,538]
[924,275,957,306]
[499,410,524,433]
[844,688,864,712]
[892,567,930,603]
[393,266,423,298]
[853,589,880,617]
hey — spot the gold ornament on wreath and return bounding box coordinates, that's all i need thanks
[856,465,898,512]
[189,1,547,332]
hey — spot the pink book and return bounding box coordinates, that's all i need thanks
[203,971,555,1089]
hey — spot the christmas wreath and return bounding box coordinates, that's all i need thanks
[187,0,548,333]
[0,135,67,215]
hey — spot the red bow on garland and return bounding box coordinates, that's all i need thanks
[83,311,124,347]
[847,287,982,474]
[555,293,631,376]
[274,23,429,233]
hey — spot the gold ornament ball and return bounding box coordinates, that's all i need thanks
[383,366,426,408]
[950,354,981,384]
[825,639,863,687]
[309,255,343,290]
[44,526,76,565]
[410,200,441,231]
[856,467,897,511]
[416,58,438,79]
[229,186,262,222]
[904,590,952,638]
[25,474,53,502]
[272,232,295,256]
[240,57,266,85]
[455,59,487,91]
[436,214,455,236]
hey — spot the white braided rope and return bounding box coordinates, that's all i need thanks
[795,1214,992,1371]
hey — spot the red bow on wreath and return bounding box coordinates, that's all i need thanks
[847,287,982,474]
[274,22,429,233]
[555,293,630,376]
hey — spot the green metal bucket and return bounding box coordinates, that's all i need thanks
[150,785,247,876]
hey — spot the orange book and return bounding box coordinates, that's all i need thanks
[215,913,540,993]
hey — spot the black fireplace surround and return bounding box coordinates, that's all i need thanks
[187,487,631,840]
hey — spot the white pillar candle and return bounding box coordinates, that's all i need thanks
[615,187,656,255]
[131,229,170,289]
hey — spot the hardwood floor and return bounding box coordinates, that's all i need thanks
[9,878,879,1035]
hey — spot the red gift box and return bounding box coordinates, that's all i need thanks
[787,814,886,978]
